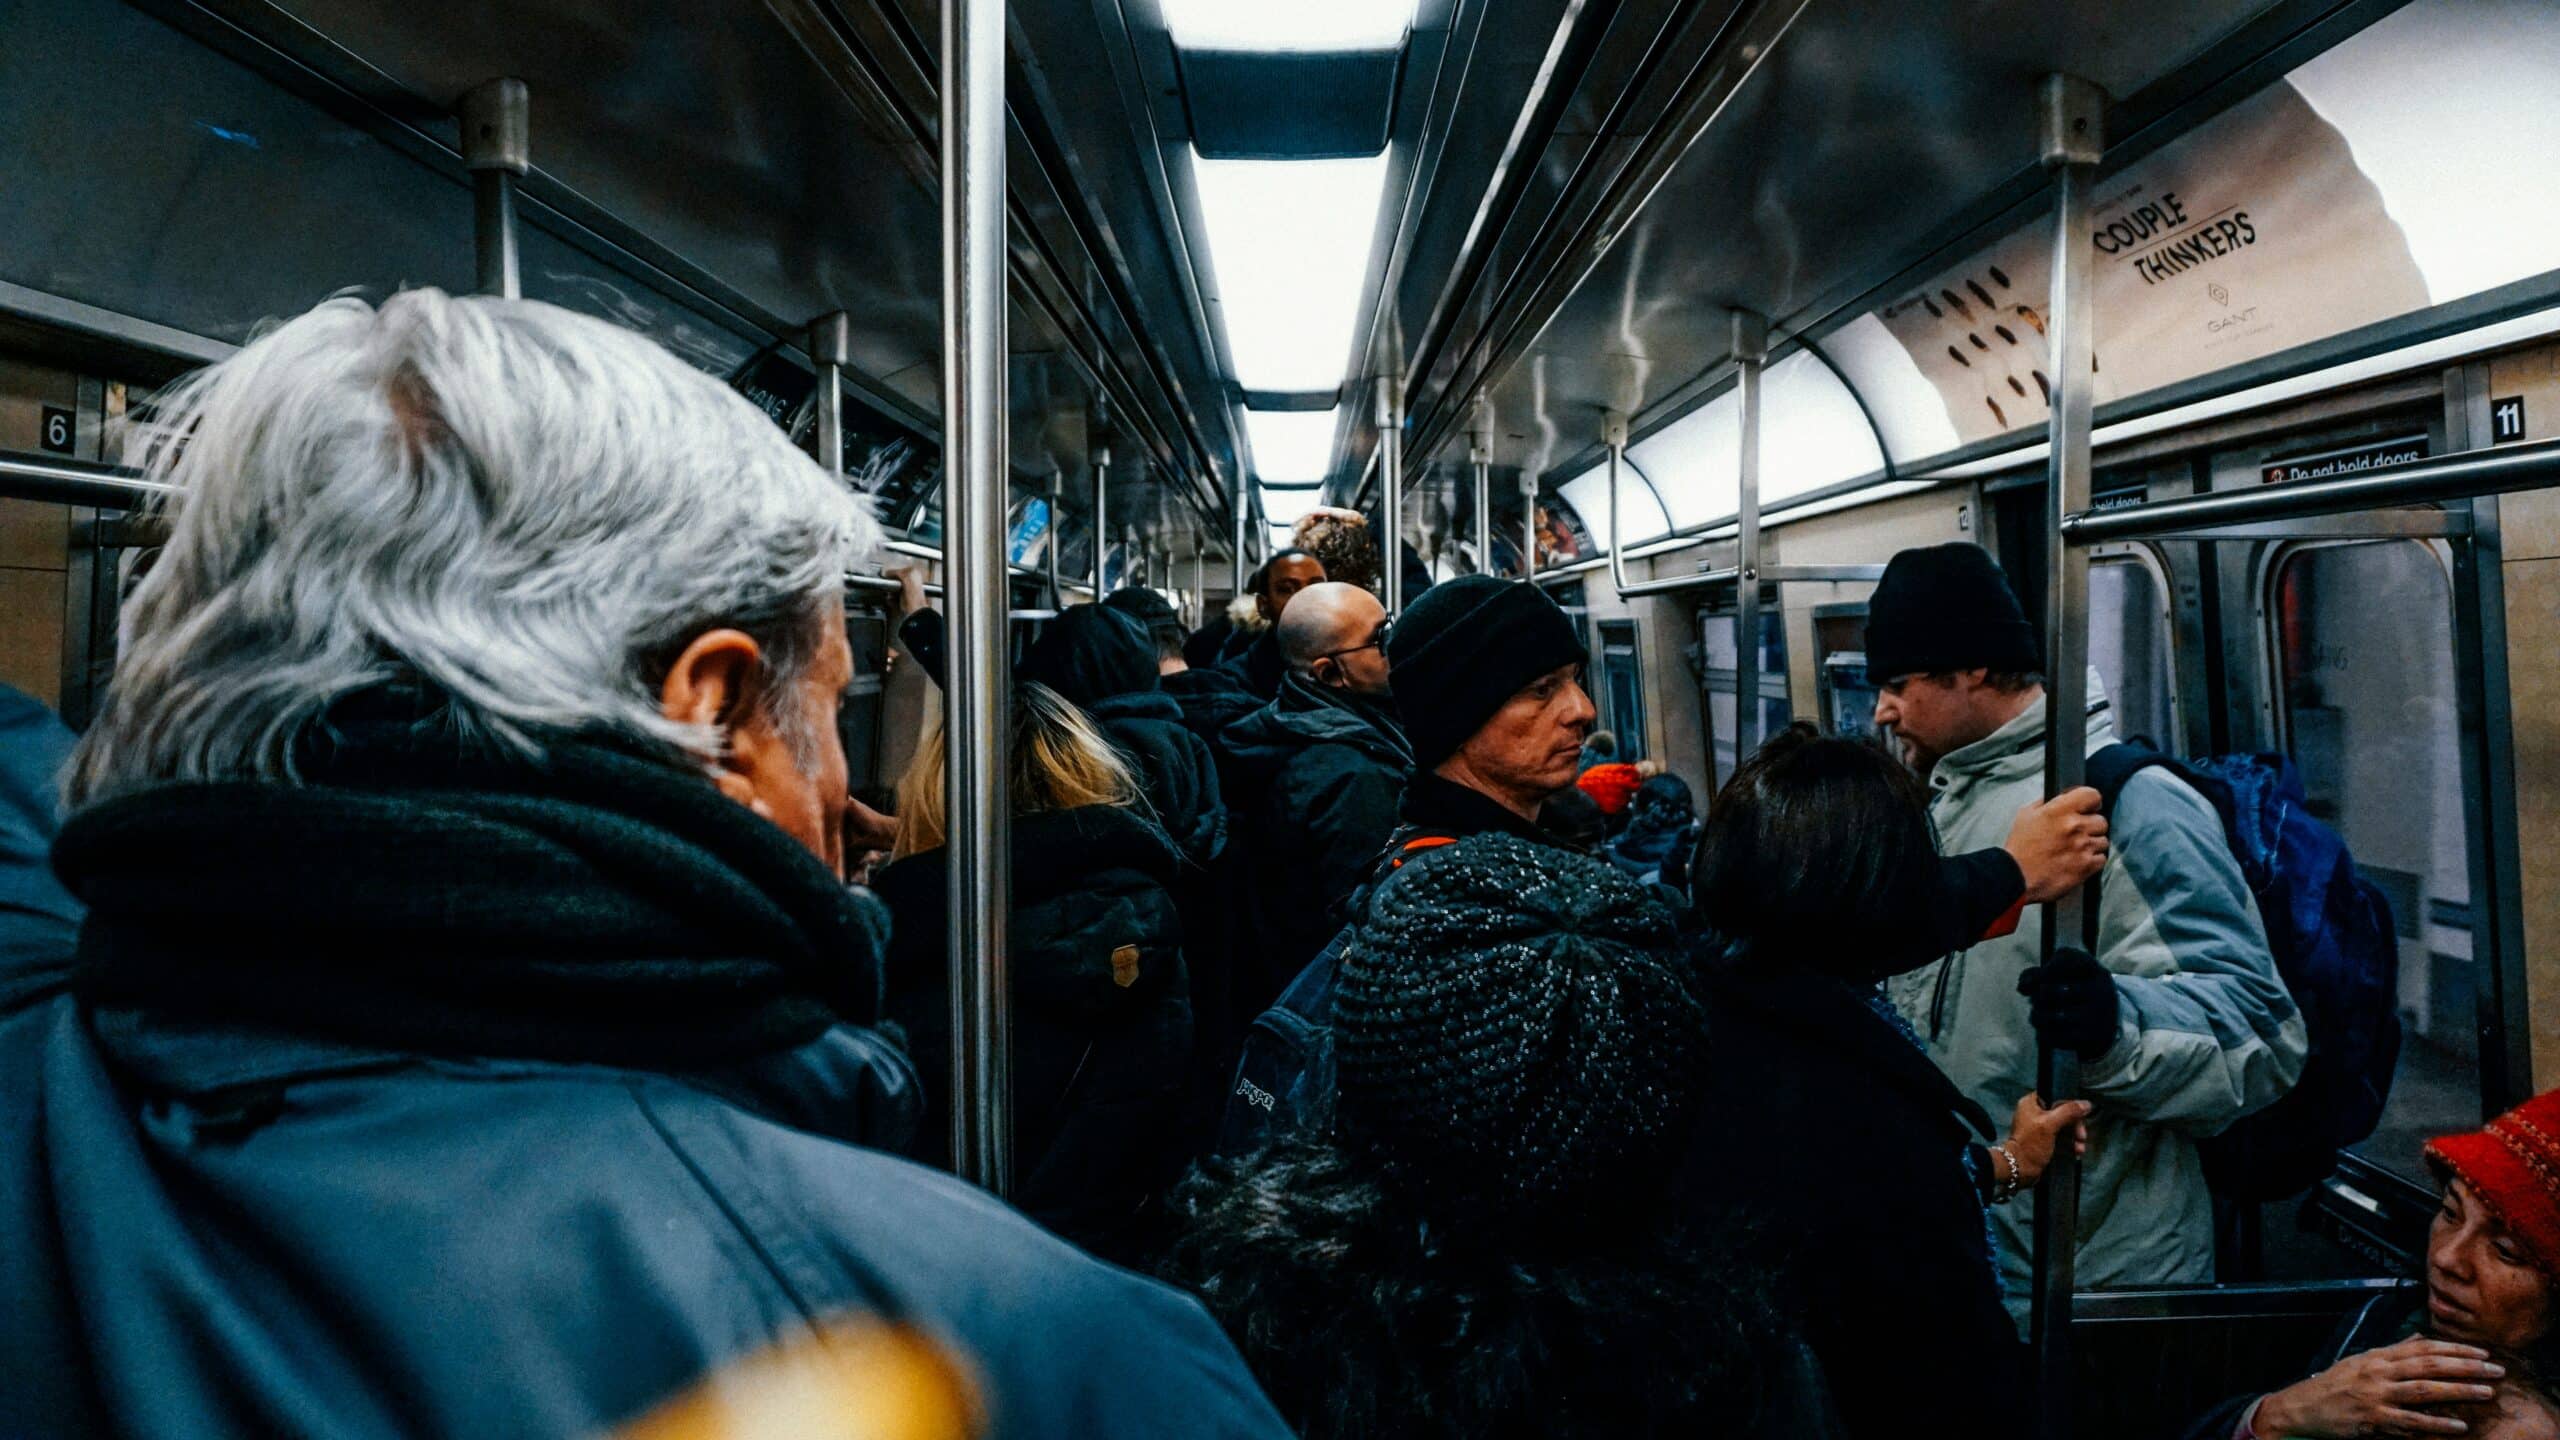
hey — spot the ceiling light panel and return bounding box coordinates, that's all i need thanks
[1191,151,1392,392]
[1259,485,1324,526]
[1160,0,1416,53]
[1242,407,1341,485]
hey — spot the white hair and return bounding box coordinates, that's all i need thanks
[70,290,882,804]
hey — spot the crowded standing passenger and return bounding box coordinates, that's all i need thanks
[1867,542,2307,1314]
[0,292,1287,1439]
[1680,725,2097,1439]
[1215,580,1410,1028]
[1164,832,1838,1439]
[1218,574,1593,1151]
[1602,771,1701,892]
[1102,585,1261,747]
[1221,548,1325,699]
[874,683,1195,1264]
[1017,602,1225,868]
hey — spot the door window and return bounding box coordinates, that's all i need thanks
[2089,553,2180,752]
[1596,619,1648,761]
[1699,597,1789,786]
[2268,540,2476,1185]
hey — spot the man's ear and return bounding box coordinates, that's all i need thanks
[659,628,768,808]
[1955,667,1992,694]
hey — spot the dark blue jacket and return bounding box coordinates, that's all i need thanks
[0,995,1288,1438]
[0,684,80,1006]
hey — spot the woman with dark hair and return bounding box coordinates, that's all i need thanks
[1160,832,1836,1439]
[1678,723,2090,1440]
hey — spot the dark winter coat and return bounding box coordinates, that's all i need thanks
[1221,627,1288,700]
[1214,674,1412,1022]
[1161,663,1263,750]
[0,732,1283,1440]
[0,683,80,1009]
[1677,948,2025,1440]
[875,804,1195,1262]
[1158,1140,1843,1440]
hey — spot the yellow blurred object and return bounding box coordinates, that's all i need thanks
[617,1321,983,1440]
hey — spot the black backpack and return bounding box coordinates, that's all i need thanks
[2085,743,2402,1203]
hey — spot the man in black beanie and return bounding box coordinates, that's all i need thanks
[1382,574,1594,841]
[1215,575,1596,1154]
[1863,541,2303,1321]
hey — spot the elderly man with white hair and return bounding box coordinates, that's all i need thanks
[0,292,1288,1439]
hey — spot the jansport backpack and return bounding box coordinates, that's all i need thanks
[2084,742,2401,1202]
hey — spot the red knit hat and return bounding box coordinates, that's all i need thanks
[2425,1087,2560,1279]
[1578,762,1643,816]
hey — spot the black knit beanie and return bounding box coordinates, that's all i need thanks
[1862,542,2041,682]
[1386,576,1588,770]
[1334,831,1705,1237]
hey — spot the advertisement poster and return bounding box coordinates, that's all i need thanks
[1875,82,2429,446]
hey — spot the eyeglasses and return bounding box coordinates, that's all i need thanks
[1318,619,1391,665]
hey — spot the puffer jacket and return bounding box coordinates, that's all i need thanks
[1883,671,2308,1317]
[1214,675,1412,1023]
[876,804,1194,1262]
[1020,606,1226,868]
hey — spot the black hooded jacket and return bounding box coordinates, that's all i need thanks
[1160,664,1263,751]
[875,804,1194,1263]
[1220,628,1288,701]
[1214,675,1412,1021]
[1676,946,2024,1440]
[1019,607,1226,869]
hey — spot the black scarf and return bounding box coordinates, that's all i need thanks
[56,727,889,1069]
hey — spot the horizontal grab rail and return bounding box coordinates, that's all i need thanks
[2061,436,2560,545]
[0,454,168,509]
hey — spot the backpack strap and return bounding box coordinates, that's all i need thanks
[2083,741,2178,819]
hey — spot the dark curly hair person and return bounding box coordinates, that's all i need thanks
[1157,832,1837,1439]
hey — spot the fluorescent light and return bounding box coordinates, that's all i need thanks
[1260,485,1324,526]
[1243,407,1340,484]
[1192,152,1391,392]
[1558,464,1670,552]
[1266,522,1297,553]
[1160,0,1414,53]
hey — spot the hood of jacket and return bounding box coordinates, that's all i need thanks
[1020,605,1158,709]
[1219,673,1412,786]
[1085,689,1185,728]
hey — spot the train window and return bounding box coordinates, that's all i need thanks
[1698,596,1789,785]
[1594,619,1647,761]
[2088,552,2179,752]
[1810,604,1877,738]
[2265,540,2477,1185]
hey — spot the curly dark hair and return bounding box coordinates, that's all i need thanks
[1297,513,1381,591]
[1157,1139,1798,1439]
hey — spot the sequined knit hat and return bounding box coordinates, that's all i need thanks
[1333,831,1704,1236]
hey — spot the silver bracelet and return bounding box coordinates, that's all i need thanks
[1991,1144,2024,1201]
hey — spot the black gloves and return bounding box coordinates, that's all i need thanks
[2018,946,2120,1059]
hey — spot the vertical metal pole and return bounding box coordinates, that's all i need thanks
[2033,71,2104,1440]
[1044,467,1064,607]
[1732,309,1769,763]
[941,0,1011,1194]
[809,312,851,479]
[1230,464,1249,602]
[1470,398,1494,576]
[1191,530,1206,626]
[1091,443,1110,597]
[1378,376,1406,615]
[459,79,529,300]
[1523,470,1540,581]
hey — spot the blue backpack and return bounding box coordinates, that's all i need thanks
[2085,743,2402,1203]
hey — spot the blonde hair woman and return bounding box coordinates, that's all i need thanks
[872,683,1195,1263]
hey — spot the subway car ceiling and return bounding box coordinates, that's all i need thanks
[6,0,2555,583]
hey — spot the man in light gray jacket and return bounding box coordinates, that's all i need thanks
[1867,542,2306,1323]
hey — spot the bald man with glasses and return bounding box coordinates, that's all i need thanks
[1212,583,1413,1028]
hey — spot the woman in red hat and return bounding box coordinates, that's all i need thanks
[2210,1089,2560,1438]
